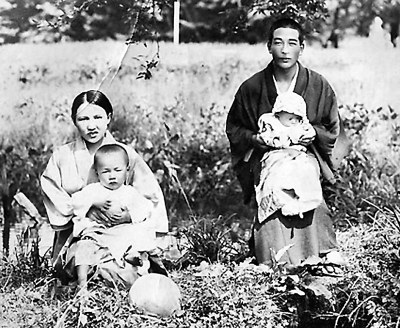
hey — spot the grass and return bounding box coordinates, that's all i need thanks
[2,36,400,140]
[1,36,400,326]
[2,207,400,328]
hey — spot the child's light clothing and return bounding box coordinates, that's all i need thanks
[255,92,323,222]
[258,113,316,150]
[71,183,156,267]
[255,149,323,223]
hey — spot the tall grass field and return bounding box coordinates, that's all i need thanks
[1,35,400,327]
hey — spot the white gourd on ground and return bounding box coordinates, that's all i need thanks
[129,273,181,317]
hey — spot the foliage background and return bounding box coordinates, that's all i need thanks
[1,0,400,44]
[2,0,400,326]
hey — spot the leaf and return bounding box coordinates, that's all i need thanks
[144,139,153,150]
[274,243,294,262]
[306,281,332,299]
[175,309,185,317]
[288,287,305,296]
[287,274,300,284]
[78,312,88,326]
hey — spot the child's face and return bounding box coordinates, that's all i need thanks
[277,111,302,127]
[96,153,128,190]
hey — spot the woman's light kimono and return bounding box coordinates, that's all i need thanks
[41,131,168,287]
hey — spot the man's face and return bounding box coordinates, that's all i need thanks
[268,27,304,70]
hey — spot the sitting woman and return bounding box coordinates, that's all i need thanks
[41,89,168,288]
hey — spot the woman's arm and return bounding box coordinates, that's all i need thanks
[71,184,98,219]
[40,151,74,230]
[124,145,169,233]
[125,188,154,225]
[86,206,132,226]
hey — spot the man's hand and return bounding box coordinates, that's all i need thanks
[251,134,270,151]
[298,126,316,146]
[297,134,315,146]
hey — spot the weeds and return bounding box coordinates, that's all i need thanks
[1,234,52,291]
[176,215,250,267]
[1,40,400,326]
[330,205,400,327]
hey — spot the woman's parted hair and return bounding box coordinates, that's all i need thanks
[267,17,305,45]
[71,90,113,122]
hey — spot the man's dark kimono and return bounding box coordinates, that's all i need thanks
[226,62,349,265]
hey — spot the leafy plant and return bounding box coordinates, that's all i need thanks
[177,215,250,266]
[327,205,400,327]
[325,103,400,229]
[0,136,51,255]
[1,233,52,291]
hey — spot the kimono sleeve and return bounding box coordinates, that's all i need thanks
[125,146,169,233]
[226,90,256,166]
[40,150,74,229]
[125,187,154,225]
[71,184,97,219]
[312,83,340,168]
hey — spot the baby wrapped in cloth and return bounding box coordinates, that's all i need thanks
[255,92,323,223]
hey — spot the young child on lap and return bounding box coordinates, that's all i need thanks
[71,144,156,288]
[255,92,323,221]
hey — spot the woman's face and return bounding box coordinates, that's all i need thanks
[74,103,111,145]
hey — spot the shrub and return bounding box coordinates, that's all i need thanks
[175,215,251,267]
[325,103,400,229]
[1,234,52,290]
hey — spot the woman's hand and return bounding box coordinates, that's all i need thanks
[92,198,112,212]
[87,205,131,227]
[109,206,131,224]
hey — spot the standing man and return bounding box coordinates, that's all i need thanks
[226,18,348,270]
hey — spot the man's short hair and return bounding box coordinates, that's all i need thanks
[94,144,129,168]
[267,17,305,45]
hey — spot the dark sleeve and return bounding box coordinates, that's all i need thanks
[312,83,340,168]
[226,89,255,167]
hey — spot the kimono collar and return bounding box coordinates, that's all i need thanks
[264,61,308,107]
[272,63,299,94]
[74,130,117,185]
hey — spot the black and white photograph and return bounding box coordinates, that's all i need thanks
[1,0,400,327]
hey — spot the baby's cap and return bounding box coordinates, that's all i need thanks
[272,92,307,119]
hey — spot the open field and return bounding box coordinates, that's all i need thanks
[1,35,400,139]
[1,36,400,327]
[1,35,400,218]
